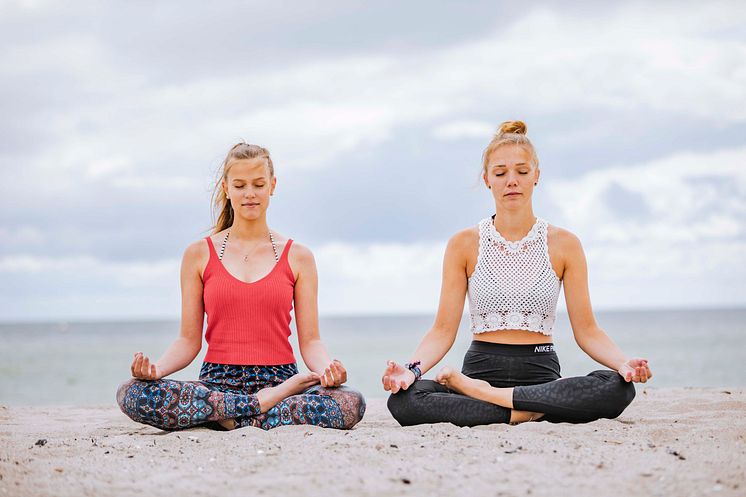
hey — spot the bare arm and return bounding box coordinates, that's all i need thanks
[131,241,205,380]
[292,243,346,387]
[561,231,651,382]
[382,231,471,392]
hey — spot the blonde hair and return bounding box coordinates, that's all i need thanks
[211,143,275,234]
[481,120,539,174]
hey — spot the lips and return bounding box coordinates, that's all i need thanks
[504,192,521,197]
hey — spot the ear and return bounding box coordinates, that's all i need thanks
[270,176,277,196]
[535,167,541,185]
[482,173,490,189]
[221,179,228,196]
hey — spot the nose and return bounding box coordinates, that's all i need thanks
[506,173,519,187]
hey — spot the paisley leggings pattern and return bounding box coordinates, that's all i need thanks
[117,362,366,431]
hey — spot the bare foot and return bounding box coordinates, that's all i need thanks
[256,372,321,413]
[436,366,493,398]
[216,418,237,430]
[215,373,320,430]
[509,410,545,424]
[437,366,544,423]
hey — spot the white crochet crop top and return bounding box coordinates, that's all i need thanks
[468,217,562,335]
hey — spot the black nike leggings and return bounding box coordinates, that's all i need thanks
[387,341,636,427]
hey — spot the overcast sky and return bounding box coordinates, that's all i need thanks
[1,0,745,321]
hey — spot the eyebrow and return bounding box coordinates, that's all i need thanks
[231,177,266,182]
[490,162,528,168]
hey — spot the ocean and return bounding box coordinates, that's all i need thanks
[1,308,744,405]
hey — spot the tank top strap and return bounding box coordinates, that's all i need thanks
[279,238,293,262]
[536,218,553,267]
[202,236,220,278]
[275,238,293,278]
[536,218,548,241]
[477,218,492,246]
[205,235,218,257]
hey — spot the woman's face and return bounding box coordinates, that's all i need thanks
[483,145,540,210]
[222,158,276,221]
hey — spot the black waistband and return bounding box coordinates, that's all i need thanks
[468,341,556,356]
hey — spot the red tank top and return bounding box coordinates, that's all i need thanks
[202,236,297,365]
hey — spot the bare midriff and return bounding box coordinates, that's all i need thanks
[473,328,553,345]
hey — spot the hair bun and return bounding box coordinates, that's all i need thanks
[498,120,527,135]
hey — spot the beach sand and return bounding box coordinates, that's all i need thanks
[1,388,744,497]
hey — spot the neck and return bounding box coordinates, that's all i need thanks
[229,216,270,240]
[493,207,536,240]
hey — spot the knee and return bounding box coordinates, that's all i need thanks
[340,387,366,429]
[592,370,636,418]
[323,386,366,429]
[116,378,149,421]
[386,385,420,426]
[613,377,637,417]
[116,378,138,412]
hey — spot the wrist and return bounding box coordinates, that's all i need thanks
[154,362,166,377]
[404,361,422,382]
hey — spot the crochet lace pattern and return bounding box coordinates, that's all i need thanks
[468,217,562,335]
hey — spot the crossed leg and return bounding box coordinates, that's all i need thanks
[117,375,366,431]
[435,366,636,424]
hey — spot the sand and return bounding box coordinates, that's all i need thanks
[1,388,744,497]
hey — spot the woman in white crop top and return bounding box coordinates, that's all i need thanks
[382,121,652,426]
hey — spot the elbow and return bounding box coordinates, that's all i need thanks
[182,337,202,358]
[573,326,604,349]
[429,326,457,348]
[191,341,202,357]
[298,336,322,352]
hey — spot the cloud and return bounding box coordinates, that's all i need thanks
[6,1,746,182]
[86,157,132,179]
[315,242,445,314]
[0,254,182,321]
[544,145,746,306]
[545,146,746,243]
[433,120,495,141]
[0,254,179,287]
[1,1,746,319]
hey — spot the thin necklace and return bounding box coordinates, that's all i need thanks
[218,229,279,262]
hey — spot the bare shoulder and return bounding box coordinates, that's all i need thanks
[446,226,479,276]
[547,223,584,255]
[183,238,210,261]
[288,240,314,261]
[448,225,479,252]
[182,237,210,275]
[285,238,316,276]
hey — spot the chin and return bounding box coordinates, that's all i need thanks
[501,200,525,209]
[239,212,264,221]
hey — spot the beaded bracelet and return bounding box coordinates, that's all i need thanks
[404,360,422,381]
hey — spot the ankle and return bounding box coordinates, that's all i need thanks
[217,418,237,430]
[256,385,279,413]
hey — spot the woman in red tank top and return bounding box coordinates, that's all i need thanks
[116,143,365,431]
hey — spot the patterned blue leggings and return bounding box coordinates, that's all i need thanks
[117,363,366,431]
